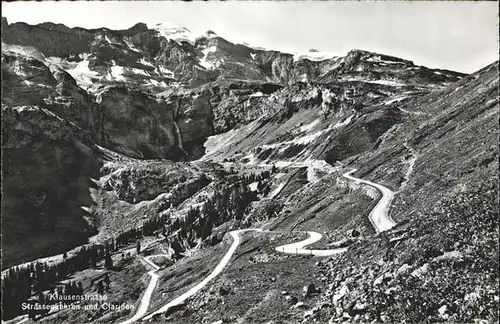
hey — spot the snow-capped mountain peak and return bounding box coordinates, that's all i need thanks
[148,22,198,45]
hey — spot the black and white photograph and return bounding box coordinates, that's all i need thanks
[1,0,498,323]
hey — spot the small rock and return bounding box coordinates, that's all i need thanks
[383,272,393,282]
[410,263,429,278]
[288,296,298,305]
[219,287,230,296]
[281,290,289,295]
[464,292,480,303]
[373,274,384,286]
[303,283,317,297]
[432,251,464,263]
[353,302,366,311]
[396,263,411,276]
[438,305,449,319]
[292,301,307,309]
[304,309,315,318]
[332,285,348,304]
[342,312,351,319]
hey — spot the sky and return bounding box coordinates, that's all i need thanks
[2,1,498,73]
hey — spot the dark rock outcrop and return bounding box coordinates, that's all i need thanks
[1,105,102,268]
[96,86,177,159]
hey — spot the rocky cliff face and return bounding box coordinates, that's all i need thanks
[2,20,94,57]
[1,42,215,160]
[96,86,177,159]
[2,19,466,162]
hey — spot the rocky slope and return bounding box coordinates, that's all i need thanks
[1,18,497,324]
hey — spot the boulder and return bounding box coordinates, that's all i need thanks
[287,296,298,305]
[303,283,317,297]
[396,263,412,276]
[291,301,307,309]
[218,286,230,296]
[410,263,430,278]
[431,251,464,263]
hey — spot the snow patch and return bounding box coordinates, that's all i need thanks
[140,58,154,67]
[384,96,409,105]
[366,55,404,65]
[110,61,125,81]
[104,35,120,45]
[80,206,91,213]
[333,115,353,128]
[259,115,353,153]
[199,45,218,70]
[159,65,174,77]
[130,68,150,76]
[399,143,418,191]
[299,119,320,133]
[346,79,405,87]
[13,60,28,76]
[124,38,140,52]
[3,43,48,63]
[149,22,198,45]
[293,51,338,62]
[66,54,99,88]
[149,79,168,87]
[249,182,259,192]
[249,91,265,98]
[269,183,285,199]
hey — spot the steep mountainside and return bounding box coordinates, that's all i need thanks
[1,105,102,268]
[1,18,497,324]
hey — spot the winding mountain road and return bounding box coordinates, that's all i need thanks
[131,168,396,321]
[119,254,164,324]
[275,231,348,256]
[343,169,397,233]
[10,166,397,324]
[142,229,263,321]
